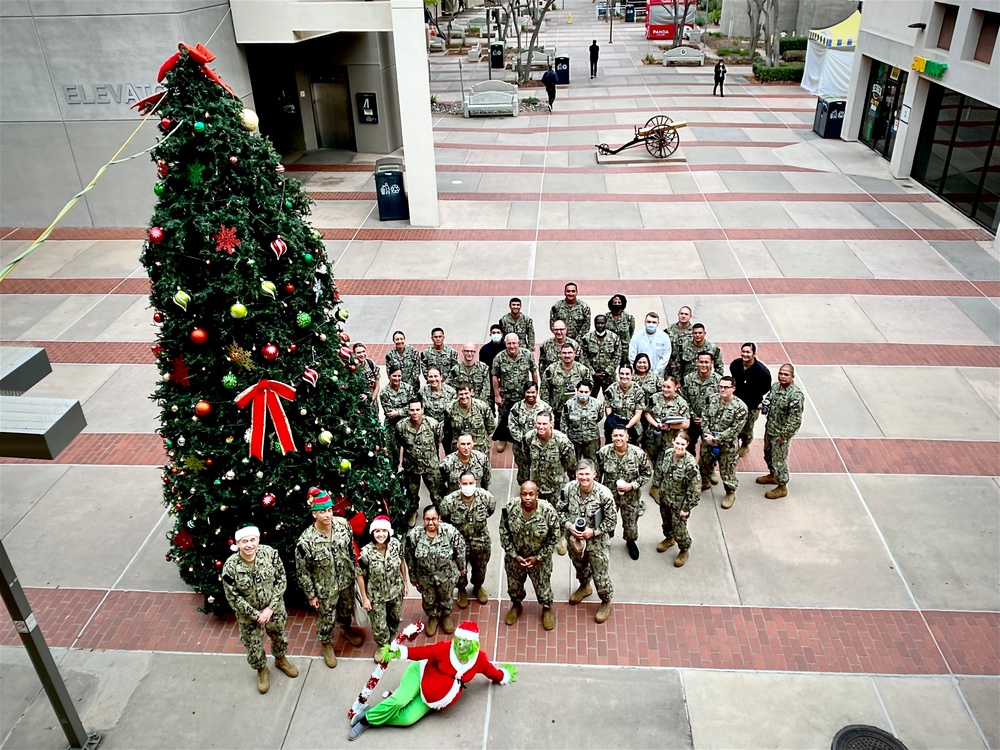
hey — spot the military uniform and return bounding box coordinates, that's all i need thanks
[561,396,603,463]
[437,488,497,595]
[542,361,592,427]
[538,336,580,374]
[404,522,466,619]
[665,323,693,377]
[527,428,577,502]
[700,396,748,492]
[644,392,691,463]
[295,519,357,644]
[550,299,592,341]
[499,496,561,608]
[683,370,720,451]
[491,350,538,442]
[356,537,405,646]
[420,346,459,382]
[606,312,635,360]
[499,312,536,351]
[579,330,622,396]
[595,443,651,542]
[678,339,724,384]
[443,397,495,453]
[380,382,414,473]
[438,449,492,495]
[397,417,443,514]
[556,480,617,603]
[419,383,456,424]
[763,382,804,485]
[633,372,662,400]
[450,362,492,404]
[654,451,700,551]
[386,345,422,392]
[507,397,551,485]
[603,381,647,443]
[222,545,290,670]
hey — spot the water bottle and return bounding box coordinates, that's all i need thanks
[760,395,771,416]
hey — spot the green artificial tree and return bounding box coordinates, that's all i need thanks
[139,44,407,614]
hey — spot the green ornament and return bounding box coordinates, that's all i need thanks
[214,479,221,485]
[222,373,238,389]
[194,121,206,133]
[165,440,174,448]
[303,253,314,263]
[154,183,165,197]
[296,312,312,327]
[285,200,293,209]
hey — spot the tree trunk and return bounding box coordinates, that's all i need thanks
[764,0,780,67]
[746,0,763,60]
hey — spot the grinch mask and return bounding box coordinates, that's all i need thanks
[452,637,479,662]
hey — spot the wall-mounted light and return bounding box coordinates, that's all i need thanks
[907,22,926,29]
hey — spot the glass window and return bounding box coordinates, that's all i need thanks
[913,85,960,193]
[941,102,997,218]
[973,128,999,233]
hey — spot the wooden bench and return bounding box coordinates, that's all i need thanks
[662,46,704,66]
[463,80,519,118]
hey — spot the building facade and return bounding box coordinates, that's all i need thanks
[843,0,999,237]
[720,0,858,39]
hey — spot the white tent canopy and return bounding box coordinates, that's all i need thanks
[802,10,860,98]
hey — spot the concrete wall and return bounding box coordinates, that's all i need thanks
[0,0,251,228]
[720,0,857,38]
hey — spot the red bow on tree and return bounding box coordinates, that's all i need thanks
[133,42,235,114]
[234,379,298,460]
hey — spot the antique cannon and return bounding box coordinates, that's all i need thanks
[596,115,687,158]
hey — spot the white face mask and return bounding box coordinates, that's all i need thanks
[460,484,476,497]
[491,333,502,343]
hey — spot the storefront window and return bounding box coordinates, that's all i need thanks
[859,61,908,160]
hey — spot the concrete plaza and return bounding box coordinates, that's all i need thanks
[1,3,998,748]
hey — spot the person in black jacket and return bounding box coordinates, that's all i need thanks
[541,64,558,111]
[729,342,772,456]
[589,40,600,78]
[713,59,727,97]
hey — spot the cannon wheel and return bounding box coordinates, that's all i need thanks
[644,115,679,158]
[597,143,613,155]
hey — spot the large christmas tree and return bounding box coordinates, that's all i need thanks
[140,44,406,614]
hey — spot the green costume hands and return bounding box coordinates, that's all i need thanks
[501,663,518,684]
[381,644,401,663]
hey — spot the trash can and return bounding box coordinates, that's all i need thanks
[374,157,408,221]
[555,56,569,85]
[490,42,505,69]
[812,96,846,139]
[624,4,635,22]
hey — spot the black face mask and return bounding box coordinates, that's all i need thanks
[609,304,623,312]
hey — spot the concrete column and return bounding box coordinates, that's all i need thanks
[889,73,927,180]
[842,53,871,144]
[390,0,440,227]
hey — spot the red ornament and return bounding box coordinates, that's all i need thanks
[173,529,195,550]
[153,311,164,323]
[156,160,169,177]
[165,555,172,562]
[261,493,276,508]
[148,227,165,244]
[214,224,240,255]
[190,328,209,345]
[305,443,313,452]
[270,237,287,260]
[303,367,318,387]
[159,117,172,131]
[215,560,223,568]
[171,467,179,474]
[349,364,357,372]
[262,344,279,361]
[195,400,213,417]
[288,344,297,352]
[205,459,213,466]
[339,332,351,343]
[338,346,352,361]
[229,156,238,165]
[284,284,295,293]
[151,343,163,356]
[170,356,190,387]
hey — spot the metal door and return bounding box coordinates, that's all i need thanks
[311,76,354,150]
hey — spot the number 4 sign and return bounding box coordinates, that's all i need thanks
[356,92,378,124]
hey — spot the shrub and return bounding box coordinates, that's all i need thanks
[708,9,721,23]
[643,53,657,64]
[467,25,481,35]
[779,36,808,52]
[430,94,438,104]
[695,12,708,25]
[782,49,806,63]
[717,47,750,56]
[521,96,539,105]
[752,61,805,82]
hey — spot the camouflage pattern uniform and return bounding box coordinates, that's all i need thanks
[683,370,721,450]
[644,392,691,464]
[438,449,492,494]
[678,339,725,383]
[380,382,414,475]
[538,336,580,374]
[763,382,804,485]
[385,345,422,392]
[700,396,748,492]
[654,451,700,551]
[507,397,551,485]
[633,372,662,400]
[579,330,622,396]
[499,496,561,607]
[542,361,592,427]
[419,383,456,424]
[420,346,459,383]
[356,537,405,646]
[499,313,536,351]
[295,519,357,644]
[561,396,603,463]
[527,428,577,502]
[360,360,380,399]
[222,545,290,670]
[443,397,496,453]
[595,443,651,542]
[604,381,647,443]
[550,299,592,341]
[556,480,617,602]
[665,323,693,378]
[606,312,636,361]
[491,350,538,442]
[437,487,497,593]
[450,362,492,404]
[404,521,466,619]
[397,417,443,514]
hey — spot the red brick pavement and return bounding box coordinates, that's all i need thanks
[5,587,995,675]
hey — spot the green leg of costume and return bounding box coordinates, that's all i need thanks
[366,662,432,727]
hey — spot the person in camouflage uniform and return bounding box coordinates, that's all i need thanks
[549,282,591,341]
[507,382,550,485]
[603,364,646,444]
[444,382,495,453]
[357,515,408,661]
[561,380,603,462]
[438,471,497,608]
[631,353,662,400]
[499,297,535,351]
[595,426,651,560]
[421,327,459,383]
[757,364,805,500]
[439,433,492,494]
[678,323,724,384]
[527,410,577,506]
[450,345,492,404]
[491,334,539,450]
[644,376,691,466]
[538,321,580,373]
[653,431,701,567]
[397,398,443,524]
[664,305,693,378]
[404,505,467,637]
[419,367,456,424]
[683,351,721,456]
[579,315,621,398]
[386,330,422,392]
[542,344,592,429]
[499,481,561,630]
[222,524,299,694]
[700,376,748,509]
[353,342,381,407]
[380,365,414,464]
[605,294,635,363]
[557,461,617,623]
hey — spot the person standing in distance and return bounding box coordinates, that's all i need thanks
[590,39,600,78]
[713,59,727,97]
[757,364,805,499]
[729,342,772,457]
[542,63,558,111]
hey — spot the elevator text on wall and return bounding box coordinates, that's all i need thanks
[63,84,167,105]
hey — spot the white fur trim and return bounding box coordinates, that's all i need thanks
[392,644,407,660]
[500,668,512,685]
[369,517,393,534]
[454,626,479,642]
[234,526,259,542]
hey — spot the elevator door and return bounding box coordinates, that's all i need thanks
[311,73,354,150]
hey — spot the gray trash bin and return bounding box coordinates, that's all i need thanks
[374,157,408,221]
[813,96,846,139]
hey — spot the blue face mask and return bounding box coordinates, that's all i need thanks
[577,393,590,403]
[645,323,657,334]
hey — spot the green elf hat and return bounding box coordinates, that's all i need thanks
[308,487,333,511]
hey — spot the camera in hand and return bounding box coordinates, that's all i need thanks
[573,517,588,533]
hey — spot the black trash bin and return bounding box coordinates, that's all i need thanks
[812,96,846,139]
[624,4,635,22]
[555,56,569,85]
[374,157,408,221]
[490,42,505,69]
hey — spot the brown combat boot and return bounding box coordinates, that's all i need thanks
[710,469,720,485]
[257,666,270,694]
[321,641,337,669]
[594,600,613,624]
[542,607,555,631]
[505,603,522,626]
[568,583,593,605]
[342,625,365,648]
[765,484,788,499]
[374,645,387,664]
[701,478,712,491]
[274,656,299,678]
[656,537,676,553]
[674,549,690,568]
[456,588,469,609]
[756,474,778,485]
[475,586,489,605]
[425,616,439,637]
[721,491,736,509]
[441,615,455,634]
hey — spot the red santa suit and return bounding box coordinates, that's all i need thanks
[396,641,512,709]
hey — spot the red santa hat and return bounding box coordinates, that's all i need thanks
[369,515,393,534]
[454,621,480,642]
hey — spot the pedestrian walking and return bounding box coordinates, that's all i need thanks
[590,40,600,78]
[542,64,558,111]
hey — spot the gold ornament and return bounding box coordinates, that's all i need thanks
[225,342,255,370]
[240,108,259,132]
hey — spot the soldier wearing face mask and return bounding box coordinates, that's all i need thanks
[561,380,603,462]
[438,471,497,608]
[605,294,635,363]
[580,315,622,399]
[480,324,506,413]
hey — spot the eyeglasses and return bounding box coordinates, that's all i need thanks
[719,385,734,389]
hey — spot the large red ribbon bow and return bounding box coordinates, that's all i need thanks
[234,380,298,460]
[133,42,235,114]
